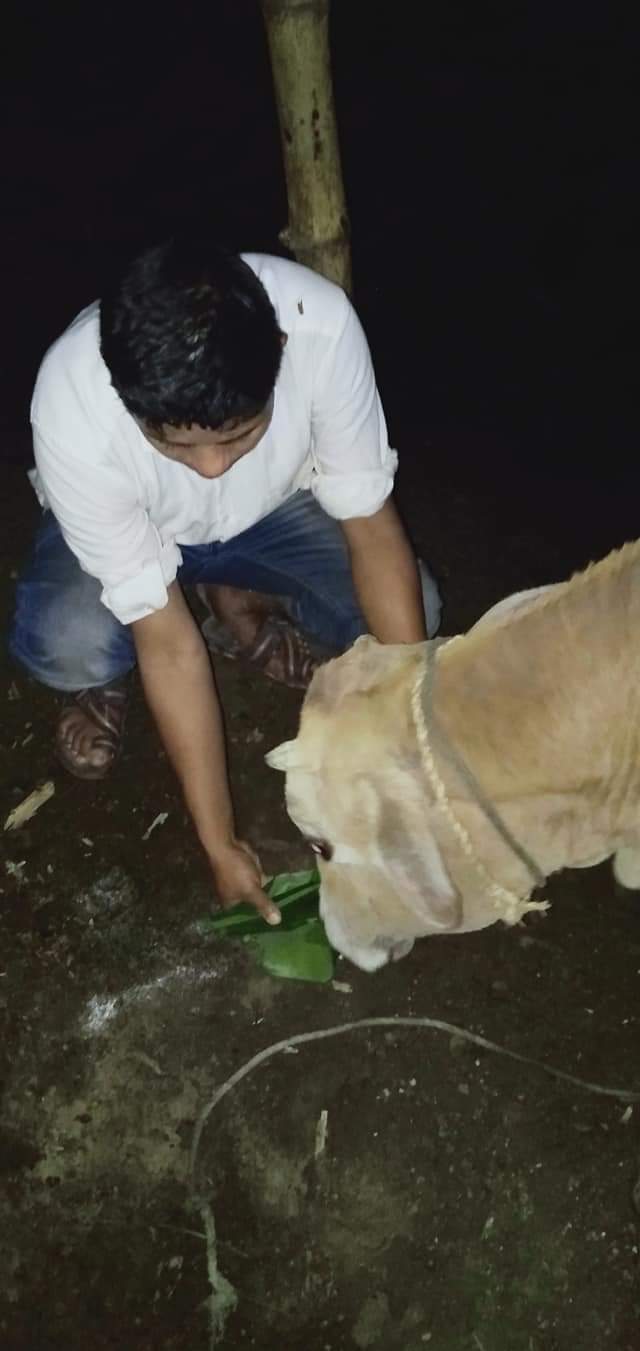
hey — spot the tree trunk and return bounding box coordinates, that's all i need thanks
[261,0,352,293]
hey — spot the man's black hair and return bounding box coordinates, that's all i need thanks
[99,238,283,432]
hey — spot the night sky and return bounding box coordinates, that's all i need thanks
[3,1,639,502]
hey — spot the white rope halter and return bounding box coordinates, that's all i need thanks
[410,642,549,926]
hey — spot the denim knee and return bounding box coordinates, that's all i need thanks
[9,568,135,692]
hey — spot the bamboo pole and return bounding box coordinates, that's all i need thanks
[261,0,352,293]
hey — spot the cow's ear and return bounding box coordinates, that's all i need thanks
[384,842,461,931]
[265,739,299,771]
[378,798,461,931]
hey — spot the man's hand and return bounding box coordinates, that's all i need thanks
[208,838,281,926]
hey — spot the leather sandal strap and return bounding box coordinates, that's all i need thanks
[245,617,319,688]
[73,683,129,743]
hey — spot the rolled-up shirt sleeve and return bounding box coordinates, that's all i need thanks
[309,293,398,519]
[32,425,182,625]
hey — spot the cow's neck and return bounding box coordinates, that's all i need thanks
[432,556,640,876]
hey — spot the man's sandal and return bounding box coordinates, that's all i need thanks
[55,680,130,780]
[196,588,319,691]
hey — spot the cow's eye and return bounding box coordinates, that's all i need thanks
[308,838,333,861]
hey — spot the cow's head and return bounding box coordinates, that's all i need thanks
[266,636,462,971]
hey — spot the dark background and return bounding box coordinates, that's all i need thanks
[3,0,639,596]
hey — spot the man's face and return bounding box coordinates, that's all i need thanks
[140,395,274,479]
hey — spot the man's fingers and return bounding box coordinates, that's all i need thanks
[219,883,281,925]
[211,840,281,923]
[237,842,279,919]
[250,887,282,926]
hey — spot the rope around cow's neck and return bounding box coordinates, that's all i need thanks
[411,638,549,926]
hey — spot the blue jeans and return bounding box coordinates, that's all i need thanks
[9,491,442,692]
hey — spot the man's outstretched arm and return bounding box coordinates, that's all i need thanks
[131,582,280,923]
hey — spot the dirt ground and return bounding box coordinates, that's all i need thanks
[2,453,640,1351]
[2,3,640,1342]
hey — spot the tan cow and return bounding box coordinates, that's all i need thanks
[266,541,640,971]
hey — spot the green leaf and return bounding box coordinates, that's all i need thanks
[194,868,334,983]
[265,868,320,901]
[198,868,322,937]
[244,919,335,983]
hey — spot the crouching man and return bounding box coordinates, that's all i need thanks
[10,239,441,919]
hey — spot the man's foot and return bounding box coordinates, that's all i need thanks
[55,680,130,780]
[196,584,319,689]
